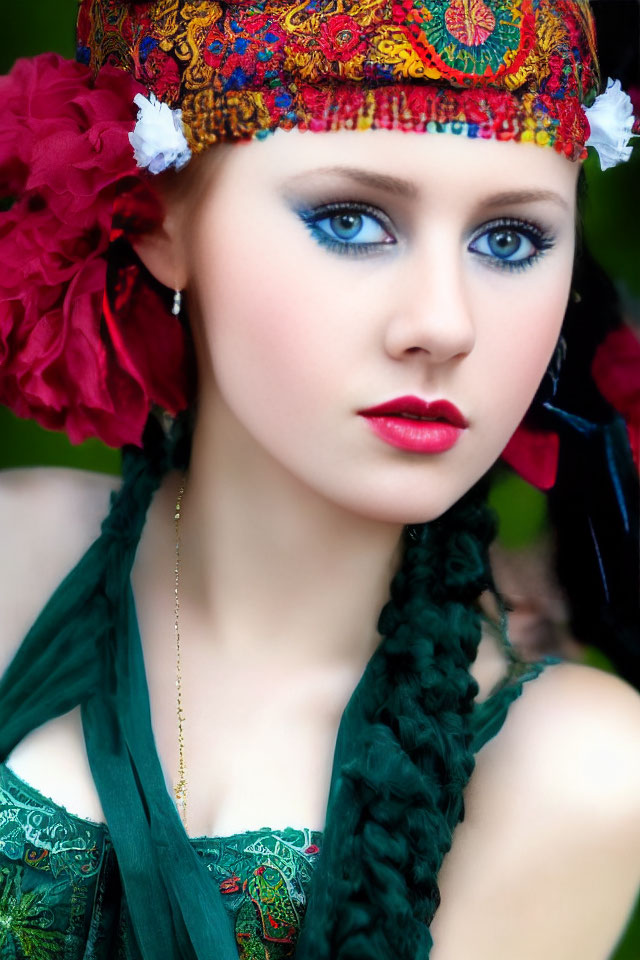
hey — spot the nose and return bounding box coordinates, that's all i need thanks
[383,246,476,364]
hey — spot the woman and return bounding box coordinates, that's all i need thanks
[0,1,639,958]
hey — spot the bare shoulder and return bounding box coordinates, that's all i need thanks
[0,465,122,555]
[0,466,121,677]
[477,661,640,823]
[431,663,640,960]
[0,463,120,501]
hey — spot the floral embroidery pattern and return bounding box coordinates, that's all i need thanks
[76,0,600,160]
[445,0,497,47]
[0,766,104,880]
[0,767,111,957]
[195,827,321,959]
[0,765,321,959]
[400,0,533,81]
[0,865,65,959]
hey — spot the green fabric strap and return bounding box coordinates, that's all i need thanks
[469,655,562,754]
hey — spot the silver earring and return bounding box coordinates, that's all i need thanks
[543,334,567,400]
[172,289,182,316]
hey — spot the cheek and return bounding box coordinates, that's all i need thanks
[478,265,571,431]
[190,213,358,425]
[503,316,559,388]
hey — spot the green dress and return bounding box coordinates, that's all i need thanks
[0,454,557,959]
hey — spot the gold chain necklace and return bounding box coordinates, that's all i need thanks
[173,475,188,830]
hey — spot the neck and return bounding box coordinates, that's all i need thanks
[166,395,405,672]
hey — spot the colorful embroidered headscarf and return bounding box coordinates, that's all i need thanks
[79,0,601,163]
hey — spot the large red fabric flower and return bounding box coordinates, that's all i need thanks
[592,325,640,469]
[0,53,190,448]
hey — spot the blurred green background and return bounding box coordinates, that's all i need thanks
[1,2,639,956]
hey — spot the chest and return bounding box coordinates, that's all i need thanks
[4,627,507,841]
[145,646,356,837]
[5,652,358,838]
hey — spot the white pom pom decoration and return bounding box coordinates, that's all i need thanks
[129,93,192,175]
[584,78,635,172]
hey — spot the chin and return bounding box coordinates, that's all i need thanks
[331,437,507,527]
[331,479,482,527]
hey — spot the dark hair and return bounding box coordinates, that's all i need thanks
[547,241,640,689]
[501,164,640,689]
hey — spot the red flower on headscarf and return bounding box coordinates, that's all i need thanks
[139,47,182,104]
[0,53,190,447]
[318,15,368,63]
[544,52,566,97]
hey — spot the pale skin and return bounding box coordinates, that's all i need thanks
[1,129,639,958]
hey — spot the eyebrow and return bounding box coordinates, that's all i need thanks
[287,166,419,198]
[481,189,570,212]
[286,166,570,211]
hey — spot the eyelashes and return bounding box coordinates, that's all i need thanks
[469,217,556,273]
[298,201,396,258]
[297,201,557,272]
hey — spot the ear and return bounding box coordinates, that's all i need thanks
[130,209,189,291]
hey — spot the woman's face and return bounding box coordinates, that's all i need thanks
[175,128,580,524]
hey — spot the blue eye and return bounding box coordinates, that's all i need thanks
[469,219,555,272]
[299,203,395,256]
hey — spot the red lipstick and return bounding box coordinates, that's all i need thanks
[358,395,468,454]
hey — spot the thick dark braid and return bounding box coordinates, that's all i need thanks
[297,481,497,960]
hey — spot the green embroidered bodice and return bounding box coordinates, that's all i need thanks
[0,763,321,959]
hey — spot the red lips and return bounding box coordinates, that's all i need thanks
[359,395,468,426]
[358,395,468,454]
